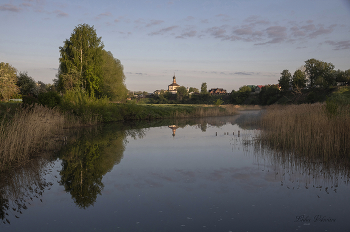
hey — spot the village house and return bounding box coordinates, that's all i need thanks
[208,88,227,95]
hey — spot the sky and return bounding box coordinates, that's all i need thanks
[1,0,350,93]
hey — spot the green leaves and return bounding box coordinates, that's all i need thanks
[278,70,292,92]
[58,24,104,97]
[304,58,335,87]
[0,62,19,101]
[100,50,128,101]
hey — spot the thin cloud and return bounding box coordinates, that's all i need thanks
[176,30,197,39]
[290,26,306,37]
[325,40,350,50]
[206,26,227,39]
[244,16,270,26]
[255,26,287,45]
[95,12,111,20]
[308,24,336,38]
[149,26,179,36]
[54,10,68,17]
[215,13,231,21]
[184,16,195,21]
[234,72,253,76]
[146,20,164,27]
[0,3,21,12]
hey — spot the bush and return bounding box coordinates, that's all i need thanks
[22,95,39,106]
[38,91,61,108]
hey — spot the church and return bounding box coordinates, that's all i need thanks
[168,74,180,94]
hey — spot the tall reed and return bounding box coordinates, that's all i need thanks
[0,105,83,170]
[257,103,350,159]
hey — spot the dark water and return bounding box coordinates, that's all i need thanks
[1,111,350,232]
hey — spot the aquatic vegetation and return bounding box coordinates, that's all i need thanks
[256,103,350,159]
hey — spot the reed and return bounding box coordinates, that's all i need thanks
[0,105,86,171]
[257,103,350,159]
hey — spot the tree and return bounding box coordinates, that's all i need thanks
[188,87,199,93]
[259,85,280,105]
[0,62,19,101]
[292,69,307,90]
[304,59,335,87]
[17,72,39,96]
[201,82,208,94]
[230,86,252,104]
[100,50,128,101]
[57,24,104,97]
[278,70,291,91]
[334,69,350,85]
[176,86,188,101]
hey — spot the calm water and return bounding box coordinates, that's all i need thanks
[1,111,350,232]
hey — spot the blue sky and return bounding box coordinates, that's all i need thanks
[1,0,350,92]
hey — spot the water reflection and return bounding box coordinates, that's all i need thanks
[242,133,350,195]
[0,156,55,225]
[1,112,350,231]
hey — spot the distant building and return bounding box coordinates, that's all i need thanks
[209,88,227,95]
[168,75,180,94]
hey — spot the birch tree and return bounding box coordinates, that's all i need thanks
[57,24,104,97]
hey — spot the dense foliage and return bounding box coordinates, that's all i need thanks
[57,24,104,97]
[0,62,19,101]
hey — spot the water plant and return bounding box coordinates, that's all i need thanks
[256,103,350,159]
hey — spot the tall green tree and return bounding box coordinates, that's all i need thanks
[304,59,335,87]
[0,62,19,101]
[201,82,208,94]
[176,86,188,101]
[57,24,104,97]
[17,72,39,96]
[100,50,128,101]
[278,70,291,91]
[292,69,307,89]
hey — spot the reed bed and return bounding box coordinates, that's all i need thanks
[0,105,85,171]
[257,103,350,159]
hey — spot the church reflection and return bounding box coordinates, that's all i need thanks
[168,125,179,136]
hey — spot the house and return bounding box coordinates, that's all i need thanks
[168,75,180,94]
[255,85,264,93]
[208,88,227,95]
[153,89,166,95]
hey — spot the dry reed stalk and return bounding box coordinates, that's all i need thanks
[0,105,74,170]
[258,103,350,159]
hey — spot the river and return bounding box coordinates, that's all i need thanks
[1,111,349,231]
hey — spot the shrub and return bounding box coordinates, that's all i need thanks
[22,95,39,106]
[38,91,61,108]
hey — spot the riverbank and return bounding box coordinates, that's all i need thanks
[0,102,238,171]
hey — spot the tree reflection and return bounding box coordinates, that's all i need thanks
[58,124,146,209]
[59,126,126,208]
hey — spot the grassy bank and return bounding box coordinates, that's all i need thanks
[59,90,237,123]
[256,102,350,159]
[0,94,238,171]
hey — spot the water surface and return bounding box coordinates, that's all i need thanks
[1,111,349,231]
